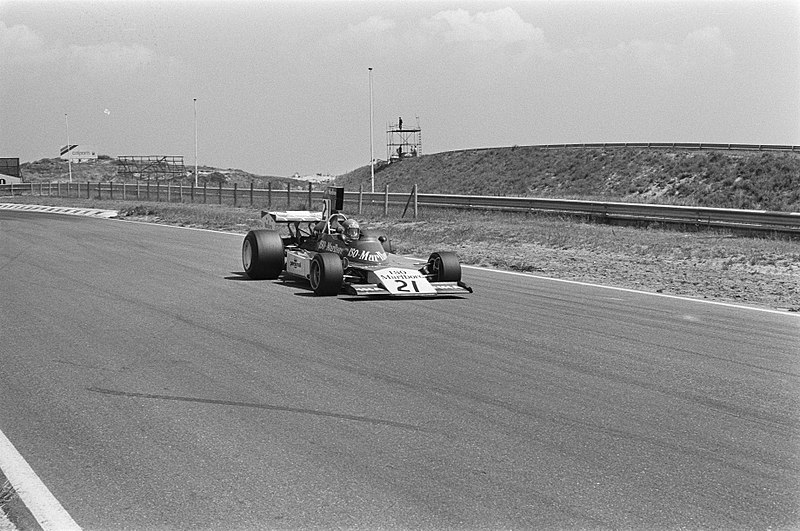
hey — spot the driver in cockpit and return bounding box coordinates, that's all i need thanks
[340,219,361,243]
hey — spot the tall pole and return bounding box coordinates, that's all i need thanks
[65,113,72,183]
[193,98,198,187]
[369,67,374,193]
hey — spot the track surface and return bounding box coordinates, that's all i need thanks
[1,211,798,529]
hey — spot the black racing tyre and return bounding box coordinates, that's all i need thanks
[428,251,461,282]
[242,230,284,280]
[309,253,343,296]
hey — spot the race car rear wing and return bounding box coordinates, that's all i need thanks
[263,210,323,223]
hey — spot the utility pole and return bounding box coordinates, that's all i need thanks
[369,67,374,193]
[194,98,198,187]
[65,113,72,183]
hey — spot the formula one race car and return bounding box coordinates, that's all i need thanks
[241,188,472,297]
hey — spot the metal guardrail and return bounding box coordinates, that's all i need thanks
[451,142,800,154]
[405,193,800,233]
[1,181,799,234]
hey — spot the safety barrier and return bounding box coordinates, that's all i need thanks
[449,142,800,155]
[1,181,799,234]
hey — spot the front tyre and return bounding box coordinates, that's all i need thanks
[428,251,461,282]
[309,253,343,296]
[242,230,284,280]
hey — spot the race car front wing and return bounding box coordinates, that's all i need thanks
[343,281,473,297]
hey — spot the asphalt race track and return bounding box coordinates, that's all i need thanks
[1,210,798,529]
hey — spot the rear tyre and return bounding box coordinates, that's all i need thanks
[428,251,461,282]
[309,253,343,296]
[242,230,284,280]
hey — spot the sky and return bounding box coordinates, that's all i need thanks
[1,0,798,177]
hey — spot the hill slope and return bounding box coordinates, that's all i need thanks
[19,156,301,187]
[335,146,800,211]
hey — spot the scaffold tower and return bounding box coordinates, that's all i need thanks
[386,117,421,162]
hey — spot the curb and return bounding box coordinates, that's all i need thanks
[0,204,117,219]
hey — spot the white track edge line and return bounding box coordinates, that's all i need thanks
[459,264,798,316]
[0,429,82,531]
[117,218,800,317]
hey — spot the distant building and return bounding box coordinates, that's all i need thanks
[0,174,22,185]
[293,172,335,183]
[61,144,98,162]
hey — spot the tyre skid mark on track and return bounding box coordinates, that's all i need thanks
[87,387,426,432]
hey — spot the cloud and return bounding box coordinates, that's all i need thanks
[348,15,396,36]
[422,7,546,47]
[0,20,156,73]
[681,26,734,66]
[0,21,55,64]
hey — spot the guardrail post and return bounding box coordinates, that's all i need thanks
[86,181,90,199]
[268,182,272,207]
[250,182,254,207]
[122,182,126,201]
[110,181,114,200]
[307,182,312,209]
[57,181,61,197]
[218,182,223,205]
[167,182,171,202]
[287,182,292,209]
[146,181,151,201]
[179,182,183,203]
[203,182,207,204]
[233,183,238,207]
[191,182,195,203]
[156,181,161,202]
[358,184,363,215]
[384,184,389,217]
[413,184,418,219]
[97,181,102,200]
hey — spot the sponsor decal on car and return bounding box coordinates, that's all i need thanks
[373,268,436,295]
[316,239,387,263]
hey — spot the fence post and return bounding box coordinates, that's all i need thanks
[250,182,254,207]
[137,181,141,200]
[156,181,161,202]
[218,182,223,204]
[57,181,61,197]
[384,184,389,217]
[97,181,101,200]
[167,182,171,203]
[413,183,418,219]
[287,182,292,209]
[191,182,195,203]
[358,184,363,215]
[109,181,113,200]
[179,182,183,203]
[146,181,151,201]
[122,182,126,201]
[307,182,313,209]
[203,182,207,204]
[233,183,238,207]
[268,182,272,208]
[86,181,90,199]
[48,181,52,196]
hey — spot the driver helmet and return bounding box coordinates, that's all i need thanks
[341,219,361,242]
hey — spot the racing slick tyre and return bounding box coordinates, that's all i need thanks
[309,253,343,296]
[242,230,284,280]
[428,251,461,282]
